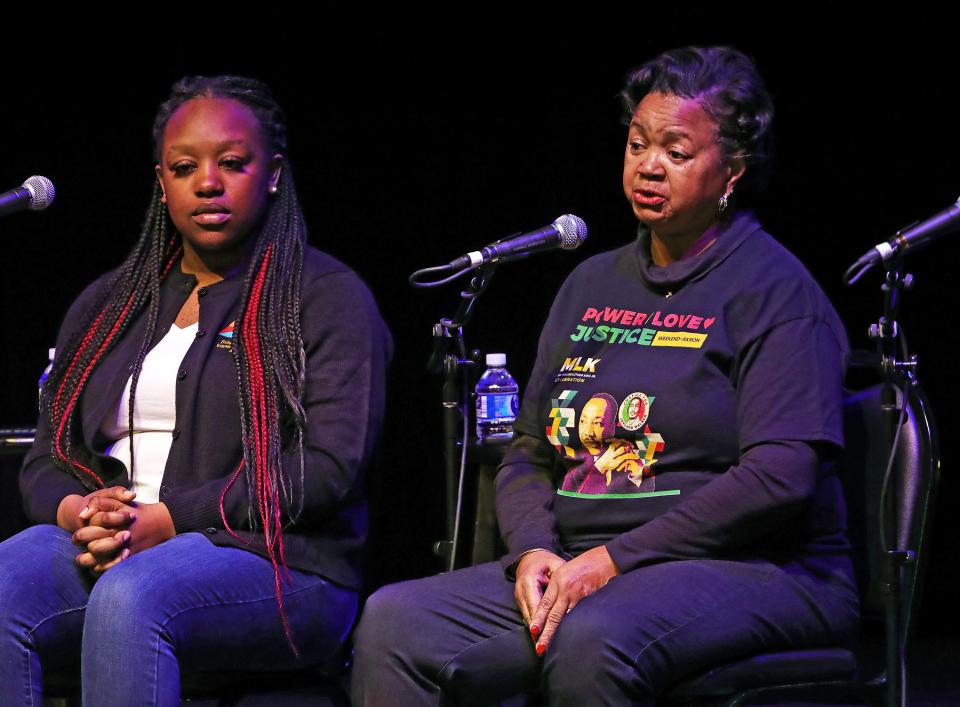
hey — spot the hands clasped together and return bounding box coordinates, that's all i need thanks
[55,486,176,577]
[514,545,620,656]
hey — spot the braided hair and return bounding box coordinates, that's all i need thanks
[42,75,308,643]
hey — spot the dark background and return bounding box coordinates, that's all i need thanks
[1,24,956,648]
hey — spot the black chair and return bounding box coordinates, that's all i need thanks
[663,380,940,706]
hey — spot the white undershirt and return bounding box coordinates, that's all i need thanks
[102,322,198,503]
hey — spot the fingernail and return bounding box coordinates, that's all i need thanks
[121,549,130,560]
[530,625,540,637]
[536,643,546,657]
[122,531,131,542]
[78,507,90,519]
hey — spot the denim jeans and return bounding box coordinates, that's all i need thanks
[352,557,859,706]
[0,524,357,707]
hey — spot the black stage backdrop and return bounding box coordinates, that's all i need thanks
[1,25,957,641]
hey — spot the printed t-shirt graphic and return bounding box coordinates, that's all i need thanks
[546,298,717,498]
[550,387,664,497]
[569,306,714,348]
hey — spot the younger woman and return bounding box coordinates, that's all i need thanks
[2,75,390,706]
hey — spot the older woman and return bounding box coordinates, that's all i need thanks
[352,47,858,705]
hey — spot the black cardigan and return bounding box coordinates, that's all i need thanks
[20,247,391,590]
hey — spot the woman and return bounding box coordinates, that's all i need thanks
[1,76,390,705]
[352,47,858,705]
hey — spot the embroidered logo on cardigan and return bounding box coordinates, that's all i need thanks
[216,321,236,352]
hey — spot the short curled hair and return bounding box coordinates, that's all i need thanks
[151,75,288,161]
[622,46,774,193]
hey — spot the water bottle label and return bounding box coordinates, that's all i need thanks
[477,393,519,420]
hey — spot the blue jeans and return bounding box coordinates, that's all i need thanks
[0,525,357,707]
[352,557,859,706]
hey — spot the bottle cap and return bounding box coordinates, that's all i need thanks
[485,353,506,367]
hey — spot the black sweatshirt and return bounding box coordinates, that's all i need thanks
[495,211,851,576]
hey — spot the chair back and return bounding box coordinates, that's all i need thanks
[839,380,940,643]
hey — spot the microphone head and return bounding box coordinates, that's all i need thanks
[23,175,55,211]
[554,214,588,250]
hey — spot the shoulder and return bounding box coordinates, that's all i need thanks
[535,239,638,332]
[298,245,392,351]
[722,225,847,347]
[734,228,817,283]
[300,246,378,305]
[564,240,636,282]
[735,228,830,307]
[55,269,121,344]
[300,245,357,280]
[68,269,116,314]
[551,240,637,303]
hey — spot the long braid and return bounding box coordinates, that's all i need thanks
[42,183,181,488]
[127,204,180,483]
[225,161,307,648]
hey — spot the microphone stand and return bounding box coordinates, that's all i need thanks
[427,263,498,571]
[866,259,918,707]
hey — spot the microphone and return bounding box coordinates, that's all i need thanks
[846,196,960,282]
[0,176,56,217]
[448,214,588,270]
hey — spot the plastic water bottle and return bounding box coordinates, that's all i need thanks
[38,348,55,409]
[475,353,519,444]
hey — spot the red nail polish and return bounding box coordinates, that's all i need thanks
[530,624,540,637]
[536,643,546,657]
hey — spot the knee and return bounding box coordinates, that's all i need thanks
[1,524,69,548]
[354,581,429,655]
[543,605,623,674]
[543,602,651,702]
[0,526,79,611]
[352,580,432,697]
[84,557,164,640]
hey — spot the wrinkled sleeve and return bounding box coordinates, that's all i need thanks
[495,431,563,575]
[162,270,391,534]
[606,315,847,572]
